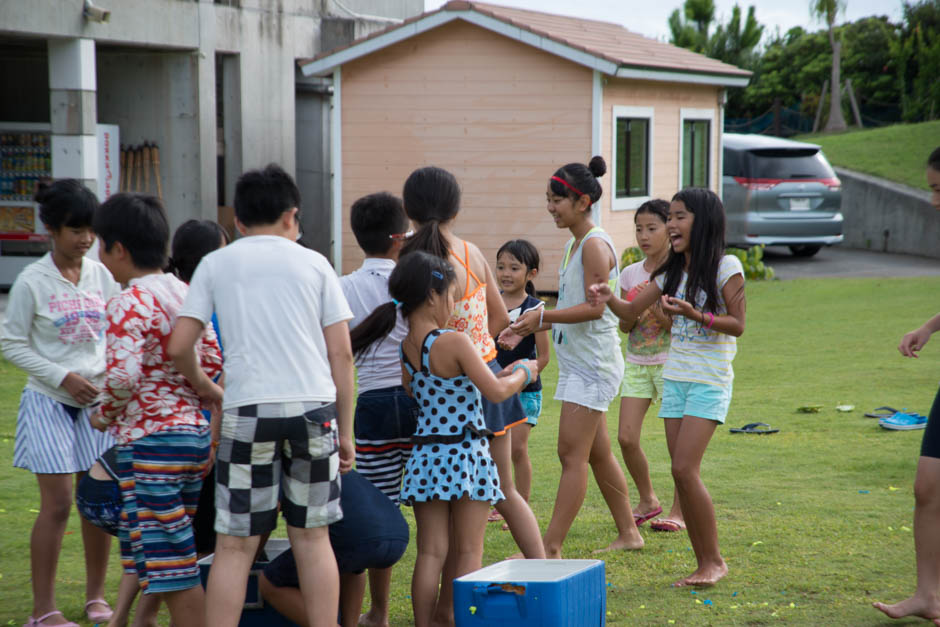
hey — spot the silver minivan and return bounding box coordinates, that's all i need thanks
[722,133,843,257]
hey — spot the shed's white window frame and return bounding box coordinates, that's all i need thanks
[611,105,654,211]
[678,107,716,191]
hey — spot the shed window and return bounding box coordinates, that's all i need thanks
[615,117,649,199]
[682,119,710,188]
[611,106,655,211]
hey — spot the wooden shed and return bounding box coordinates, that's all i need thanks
[299,1,750,289]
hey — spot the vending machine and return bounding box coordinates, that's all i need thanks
[0,124,51,286]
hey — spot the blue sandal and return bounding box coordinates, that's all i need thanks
[878,412,927,431]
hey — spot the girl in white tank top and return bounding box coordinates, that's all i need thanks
[509,157,643,558]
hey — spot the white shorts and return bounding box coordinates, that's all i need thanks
[13,388,114,474]
[554,368,621,413]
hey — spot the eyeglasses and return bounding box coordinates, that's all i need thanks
[389,230,414,240]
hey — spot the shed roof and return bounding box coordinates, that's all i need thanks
[299,1,751,87]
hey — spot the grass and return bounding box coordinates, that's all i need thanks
[2,276,940,625]
[795,120,940,190]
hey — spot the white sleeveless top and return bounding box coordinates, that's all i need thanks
[553,227,624,384]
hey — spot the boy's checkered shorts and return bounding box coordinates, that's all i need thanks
[214,402,342,537]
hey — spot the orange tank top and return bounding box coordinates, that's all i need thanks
[446,241,498,362]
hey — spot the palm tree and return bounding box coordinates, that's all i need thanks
[811,0,847,132]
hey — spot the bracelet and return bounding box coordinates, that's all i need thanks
[512,363,532,387]
[705,312,715,330]
[211,440,220,449]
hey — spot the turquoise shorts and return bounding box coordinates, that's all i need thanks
[519,390,542,427]
[620,362,665,401]
[659,379,733,424]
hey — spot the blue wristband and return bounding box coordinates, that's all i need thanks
[512,363,532,387]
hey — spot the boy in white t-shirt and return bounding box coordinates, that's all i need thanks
[342,192,416,626]
[169,164,354,626]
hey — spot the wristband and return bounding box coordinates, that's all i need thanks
[705,312,715,330]
[538,306,545,329]
[512,363,532,387]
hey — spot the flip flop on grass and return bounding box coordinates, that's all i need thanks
[864,406,901,419]
[650,518,685,532]
[633,506,663,527]
[729,422,780,434]
[797,404,823,413]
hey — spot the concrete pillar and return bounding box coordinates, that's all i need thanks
[48,38,98,194]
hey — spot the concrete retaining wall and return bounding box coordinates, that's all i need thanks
[835,166,939,259]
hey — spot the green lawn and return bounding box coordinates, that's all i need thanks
[2,276,940,625]
[795,120,940,190]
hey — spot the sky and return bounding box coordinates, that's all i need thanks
[423,0,904,44]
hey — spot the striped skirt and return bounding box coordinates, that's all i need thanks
[116,423,210,594]
[13,388,113,474]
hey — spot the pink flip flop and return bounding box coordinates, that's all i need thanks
[633,506,663,527]
[23,610,79,627]
[650,518,686,532]
[84,599,113,623]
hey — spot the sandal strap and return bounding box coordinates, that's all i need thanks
[30,611,63,625]
[84,599,110,609]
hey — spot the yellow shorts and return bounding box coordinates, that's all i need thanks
[620,362,665,401]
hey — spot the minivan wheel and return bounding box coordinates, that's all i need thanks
[789,245,822,257]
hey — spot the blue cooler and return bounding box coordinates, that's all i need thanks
[453,559,606,626]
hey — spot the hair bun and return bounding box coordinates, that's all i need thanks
[33,179,52,203]
[588,155,607,178]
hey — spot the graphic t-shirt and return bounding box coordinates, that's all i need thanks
[618,260,670,366]
[654,255,744,386]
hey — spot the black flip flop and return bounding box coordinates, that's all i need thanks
[729,422,779,434]
[864,406,901,419]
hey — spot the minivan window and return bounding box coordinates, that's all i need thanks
[746,148,835,180]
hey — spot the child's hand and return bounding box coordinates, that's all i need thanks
[660,295,696,319]
[194,378,224,404]
[587,282,612,306]
[497,327,523,351]
[338,436,355,474]
[61,372,100,406]
[509,309,540,337]
[88,409,108,432]
[899,326,931,357]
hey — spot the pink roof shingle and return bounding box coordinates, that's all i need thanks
[300,1,751,80]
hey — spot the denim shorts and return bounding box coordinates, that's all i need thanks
[519,390,542,427]
[659,379,733,424]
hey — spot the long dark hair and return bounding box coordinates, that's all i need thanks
[350,251,457,359]
[168,220,229,283]
[651,188,726,314]
[400,166,460,260]
[497,239,540,296]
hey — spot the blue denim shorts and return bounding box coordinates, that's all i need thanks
[659,379,733,424]
[519,390,542,427]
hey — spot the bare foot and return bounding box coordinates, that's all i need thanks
[545,548,563,559]
[507,551,525,560]
[593,532,645,554]
[632,500,661,518]
[672,560,728,587]
[873,596,940,624]
[359,610,390,627]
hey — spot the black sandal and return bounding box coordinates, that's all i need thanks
[729,422,779,434]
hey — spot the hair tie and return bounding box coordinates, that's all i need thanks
[391,298,403,310]
[431,270,443,280]
[551,175,585,197]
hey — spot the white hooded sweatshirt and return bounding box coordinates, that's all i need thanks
[1,253,119,406]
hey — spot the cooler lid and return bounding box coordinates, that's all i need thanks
[456,559,603,583]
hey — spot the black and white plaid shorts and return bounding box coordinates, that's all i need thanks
[214,402,342,536]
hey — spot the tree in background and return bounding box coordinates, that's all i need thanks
[893,0,940,121]
[810,0,847,131]
[668,0,716,52]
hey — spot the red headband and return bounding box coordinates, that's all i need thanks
[551,175,585,197]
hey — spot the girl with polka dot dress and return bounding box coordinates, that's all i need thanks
[350,251,539,627]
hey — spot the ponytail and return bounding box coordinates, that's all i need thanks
[350,302,398,361]
[401,219,449,260]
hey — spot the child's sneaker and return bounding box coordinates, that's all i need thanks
[878,412,928,430]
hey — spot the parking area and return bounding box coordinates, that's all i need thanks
[765,245,940,280]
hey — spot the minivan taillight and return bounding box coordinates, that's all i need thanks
[733,177,780,190]
[733,176,841,191]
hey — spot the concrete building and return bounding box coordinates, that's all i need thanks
[0,0,422,283]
